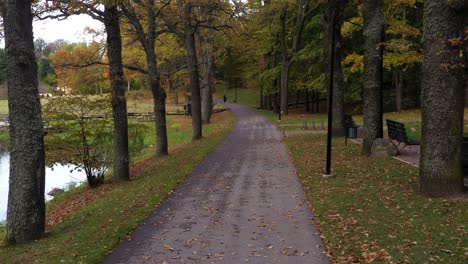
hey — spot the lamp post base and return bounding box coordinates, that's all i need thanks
[322,173,334,178]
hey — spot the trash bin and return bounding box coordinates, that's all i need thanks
[347,126,358,139]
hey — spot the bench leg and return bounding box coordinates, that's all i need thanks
[389,140,404,155]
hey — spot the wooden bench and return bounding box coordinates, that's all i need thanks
[386,119,420,152]
[344,114,358,145]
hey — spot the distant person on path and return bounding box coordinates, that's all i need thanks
[223,95,227,103]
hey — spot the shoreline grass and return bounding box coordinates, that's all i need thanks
[0,110,234,263]
[286,134,467,263]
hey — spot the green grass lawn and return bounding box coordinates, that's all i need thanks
[0,111,234,263]
[217,88,258,107]
[0,94,187,115]
[286,134,467,263]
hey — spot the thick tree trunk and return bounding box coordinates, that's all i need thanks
[361,0,385,156]
[181,4,202,140]
[324,1,347,137]
[201,48,214,124]
[4,0,46,243]
[147,54,168,156]
[103,5,129,182]
[420,1,466,197]
[145,1,168,156]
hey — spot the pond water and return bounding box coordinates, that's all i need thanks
[0,154,87,221]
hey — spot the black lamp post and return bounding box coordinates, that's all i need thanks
[324,4,335,177]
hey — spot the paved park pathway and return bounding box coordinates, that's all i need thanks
[105,103,330,264]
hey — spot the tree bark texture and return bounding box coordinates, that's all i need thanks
[201,48,214,124]
[200,0,214,124]
[103,5,130,182]
[324,0,347,137]
[4,0,46,243]
[146,47,168,156]
[419,0,466,197]
[362,0,385,156]
[180,3,202,140]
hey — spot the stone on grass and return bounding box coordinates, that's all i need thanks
[370,138,398,158]
[48,188,64,197]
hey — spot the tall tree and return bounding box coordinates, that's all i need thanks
[103,4,130,181]
[324,0,347,136]
[200,0,215,124]
[279,0,315,116]
[4,0,46,243]
[419,0,466,197]
[122,0,169,155]
[176,0,203,140]
[361,0,384,156]
[40,0,132,180]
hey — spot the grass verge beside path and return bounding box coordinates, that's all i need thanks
[0,111,234,264]
[286,134,467,264]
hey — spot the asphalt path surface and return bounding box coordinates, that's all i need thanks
[105,103,330,264]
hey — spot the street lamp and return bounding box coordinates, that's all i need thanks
[324,4,335,178]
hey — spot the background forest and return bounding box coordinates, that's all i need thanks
[0,0,428,113]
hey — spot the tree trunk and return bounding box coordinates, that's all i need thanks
[394,69,403,112]
[181,3,202,140]
[146,52,168,156]
[121,0,169,156]
[420,0,466,197]
[266,95,272,110]
[201,48,214,124]
[145,1,168,156]
[324,1,347,137]
[103,5,129,182]
[170,80,179,105]
[305,90,310,112]
[4,0,46,243]
[295,90,300,108]
[272,93,280,114]
[260,89,264,109]
[362,0,385,156]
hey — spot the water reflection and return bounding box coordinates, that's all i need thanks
[0,152,87,221]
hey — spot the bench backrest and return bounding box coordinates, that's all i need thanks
[386,119,409,143]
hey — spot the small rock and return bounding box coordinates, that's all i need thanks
[371,138,398,158]
[48,188,64,197]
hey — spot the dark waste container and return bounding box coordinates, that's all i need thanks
[347,126,358,139]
